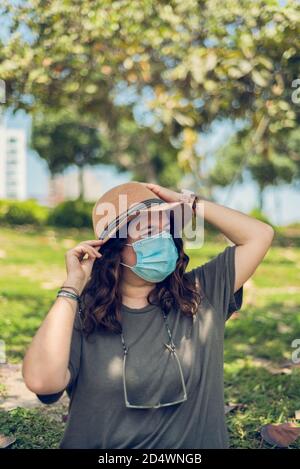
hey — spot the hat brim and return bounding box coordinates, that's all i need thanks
[98,200,193,244]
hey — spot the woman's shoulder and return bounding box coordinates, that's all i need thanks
[184,245,243,321]
[183,264,203,293]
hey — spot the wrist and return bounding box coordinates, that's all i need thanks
[179,189,200,216]
[63,277,85,295]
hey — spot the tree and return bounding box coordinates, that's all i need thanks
[1,0,299,191]
[31,111,108,199]
[210,127,300,211]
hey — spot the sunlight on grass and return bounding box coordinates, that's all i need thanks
[0,225,300,448]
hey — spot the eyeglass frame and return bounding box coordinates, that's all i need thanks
[120,310,188,409]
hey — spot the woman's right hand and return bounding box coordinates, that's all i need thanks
[64,239,104,292]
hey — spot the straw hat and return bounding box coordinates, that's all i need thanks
[92,181,193,244]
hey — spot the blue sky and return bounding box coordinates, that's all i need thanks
[4,108,299,227]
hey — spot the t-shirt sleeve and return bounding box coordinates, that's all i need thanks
[192,244,244,322]
[36,305,83,404]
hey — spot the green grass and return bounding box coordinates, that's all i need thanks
[0,224,300,448]
[0,407,65,449]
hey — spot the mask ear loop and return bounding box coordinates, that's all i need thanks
[120,243,134,268]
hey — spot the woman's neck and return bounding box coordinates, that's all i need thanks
[120,277,155,309]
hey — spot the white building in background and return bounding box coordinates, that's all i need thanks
[0,124,27,200]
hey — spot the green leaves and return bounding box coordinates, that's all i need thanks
[0,0,299,188]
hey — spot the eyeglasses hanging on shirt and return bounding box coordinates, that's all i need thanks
[120,308,188,409]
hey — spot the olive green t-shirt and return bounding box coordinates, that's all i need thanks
[36,245,243,449]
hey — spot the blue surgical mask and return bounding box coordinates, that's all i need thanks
[120,230,178,282]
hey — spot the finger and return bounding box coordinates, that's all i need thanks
[80,243,102,257]
[80,239,105,246]
[73,245,99,259]
[70,246,94,259]
[79,241,104,252]
[146,183,161,193]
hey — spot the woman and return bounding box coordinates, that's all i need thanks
[22,181,274,449]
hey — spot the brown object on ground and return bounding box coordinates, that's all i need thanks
[224,402,247,414]
[0,433,16,448]
[260,422,300,447]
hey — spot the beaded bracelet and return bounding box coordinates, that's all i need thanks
[57,290,79,301]
[60,285,80,296]
[56,290,84,332]
[57,288,83,313]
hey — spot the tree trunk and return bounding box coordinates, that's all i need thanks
[258,184,264,211]
[145,162,158,183]
[78,166,85,200]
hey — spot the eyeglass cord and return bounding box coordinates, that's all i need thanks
[121,307,188,408]
[120,309,175,356]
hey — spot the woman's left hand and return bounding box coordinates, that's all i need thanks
[141,183,181,203]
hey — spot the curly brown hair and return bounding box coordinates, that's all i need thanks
[79,220,202,337]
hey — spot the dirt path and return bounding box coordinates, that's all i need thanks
[1,359,298,412]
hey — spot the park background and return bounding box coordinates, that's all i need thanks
[0,0,300,448]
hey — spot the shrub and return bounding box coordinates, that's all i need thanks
[0,199,48,226]
[47,199,94,228]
